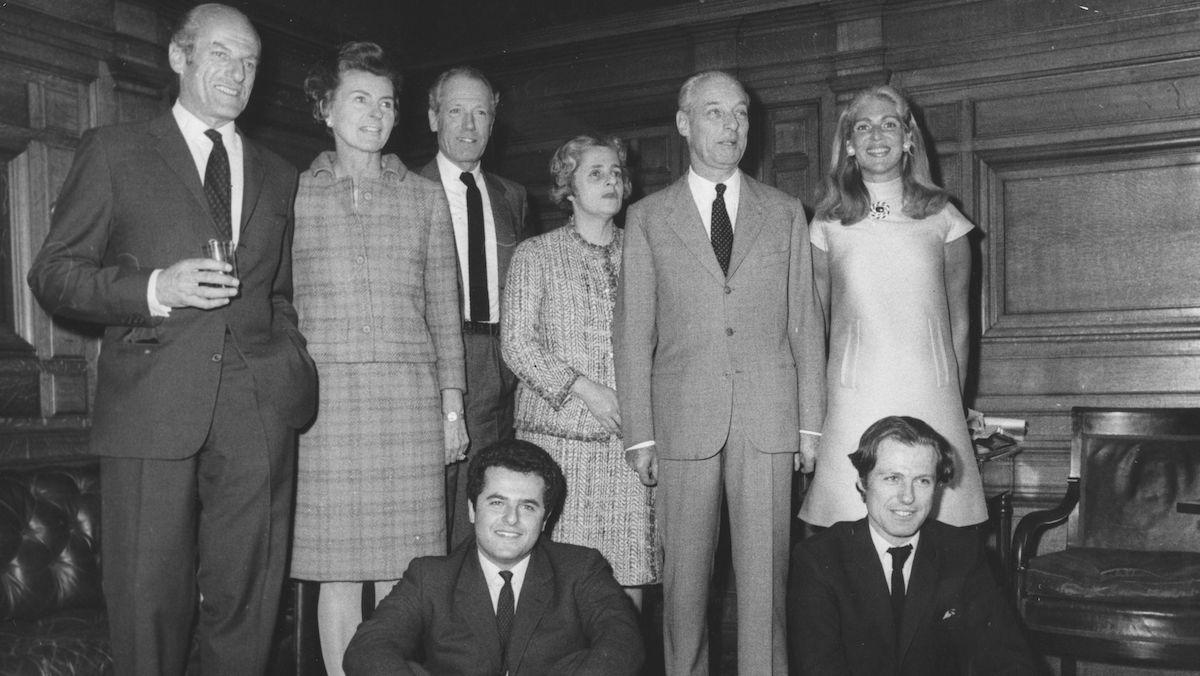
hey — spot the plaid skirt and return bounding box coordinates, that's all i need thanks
[291,361,445,580]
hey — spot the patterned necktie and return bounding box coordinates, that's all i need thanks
[460,171,489,322]
[496,570,515,661]
[888,544,913,633]
[711,182,733,275]
[203,129,232,239]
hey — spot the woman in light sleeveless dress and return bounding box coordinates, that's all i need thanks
[799,85,987,528]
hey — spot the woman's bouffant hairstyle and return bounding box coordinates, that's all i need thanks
[814,85,950,225]
[548,135,632,209]
[303,41,401,124]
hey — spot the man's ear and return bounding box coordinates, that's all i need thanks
[427,108,439,133]
[168,42,187,76]
[467,501,476,524]
[675,110,690,139]
[855,477,867,502]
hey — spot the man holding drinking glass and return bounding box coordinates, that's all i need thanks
[27,4,316,674]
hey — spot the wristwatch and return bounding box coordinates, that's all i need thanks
[443,411,463,422]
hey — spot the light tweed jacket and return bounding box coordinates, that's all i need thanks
[292,152,464,389]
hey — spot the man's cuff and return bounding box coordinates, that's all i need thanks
[147,269,171,317]
[625,440,656,452]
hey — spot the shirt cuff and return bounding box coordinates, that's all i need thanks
[799,429,822,437]
[147,269,171,317]
[625,440,656,452]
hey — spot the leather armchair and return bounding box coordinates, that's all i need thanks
[0,463,109,675]
[1013,407,1200,674]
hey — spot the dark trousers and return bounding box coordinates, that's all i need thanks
[101,346,294,676]
[445,330,517,548]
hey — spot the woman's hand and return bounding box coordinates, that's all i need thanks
[441,388,469,465]
[571,376,622,436]
[443,418,469,465]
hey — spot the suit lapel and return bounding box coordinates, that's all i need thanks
[664,177,727,282]
[898,526,940,664]
[726,176,766,279]
[848,521,900,659]
[239,133,264,241]
[150,114,214,239]
[506,546,552,675]
[454,551,504,669]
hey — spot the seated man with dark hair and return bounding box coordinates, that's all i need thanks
[344,439,643,676]
[787,415,1040,676]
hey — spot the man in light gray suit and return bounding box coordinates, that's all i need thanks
[419,66,528,550]
[614,70,824,675]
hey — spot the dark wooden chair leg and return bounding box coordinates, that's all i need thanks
[294,580,323,676]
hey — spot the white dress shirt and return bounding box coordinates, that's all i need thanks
[478,549,532,613]
[436,152,500,323]
[868,523,920,593]
[147,102,246,316]
[686,167,742,236]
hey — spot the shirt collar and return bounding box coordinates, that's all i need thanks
[172,100,235,142]
[308,151,406,181]
[477,548,532,589]
[687,166,741,197]
[867,520,920,560]
[437,151,483,184]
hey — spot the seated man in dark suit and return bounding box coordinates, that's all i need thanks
[344,439,643,676]
[788,416,1040,675]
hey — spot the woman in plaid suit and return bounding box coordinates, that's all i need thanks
[289,42,467,676]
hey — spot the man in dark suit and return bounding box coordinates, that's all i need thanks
[343,439,643,676]
[614,70,824,675]
[419,66,528,550]
[787,416,1039,675]
[26,4,316,674]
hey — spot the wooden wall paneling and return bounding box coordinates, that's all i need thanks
[18,72,101,419]
[886,0,1200,93]
[980,139,1200,340]
[763,102,822,201]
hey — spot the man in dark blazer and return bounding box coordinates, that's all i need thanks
[344,439,642,676]
[787,416,1039,675]
[26,5,315,674]
[613,70,824,675]
[419,66,528,550]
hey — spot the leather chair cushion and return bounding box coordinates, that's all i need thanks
[0,609,111,675]
[0,466,102,621]
[1026,547,1200,604]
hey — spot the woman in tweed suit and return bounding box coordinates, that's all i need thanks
[501,135,660,609]
[289,43,467,676]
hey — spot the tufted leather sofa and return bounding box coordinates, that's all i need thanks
[0,461,109,675]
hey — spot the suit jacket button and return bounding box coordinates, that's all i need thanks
[211,353,222,362]
[724,286,732,294]
[362,325,371,334]
[726,328,734,336]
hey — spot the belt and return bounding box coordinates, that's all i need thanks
[463,320,501,336]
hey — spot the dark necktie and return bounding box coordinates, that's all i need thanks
[888,544,913,632]
[203,129,232,239]
[711,182,733,275]
[496,570,515,661]
[461,172,489,322]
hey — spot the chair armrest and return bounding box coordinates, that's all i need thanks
[1013,477,1078,573]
